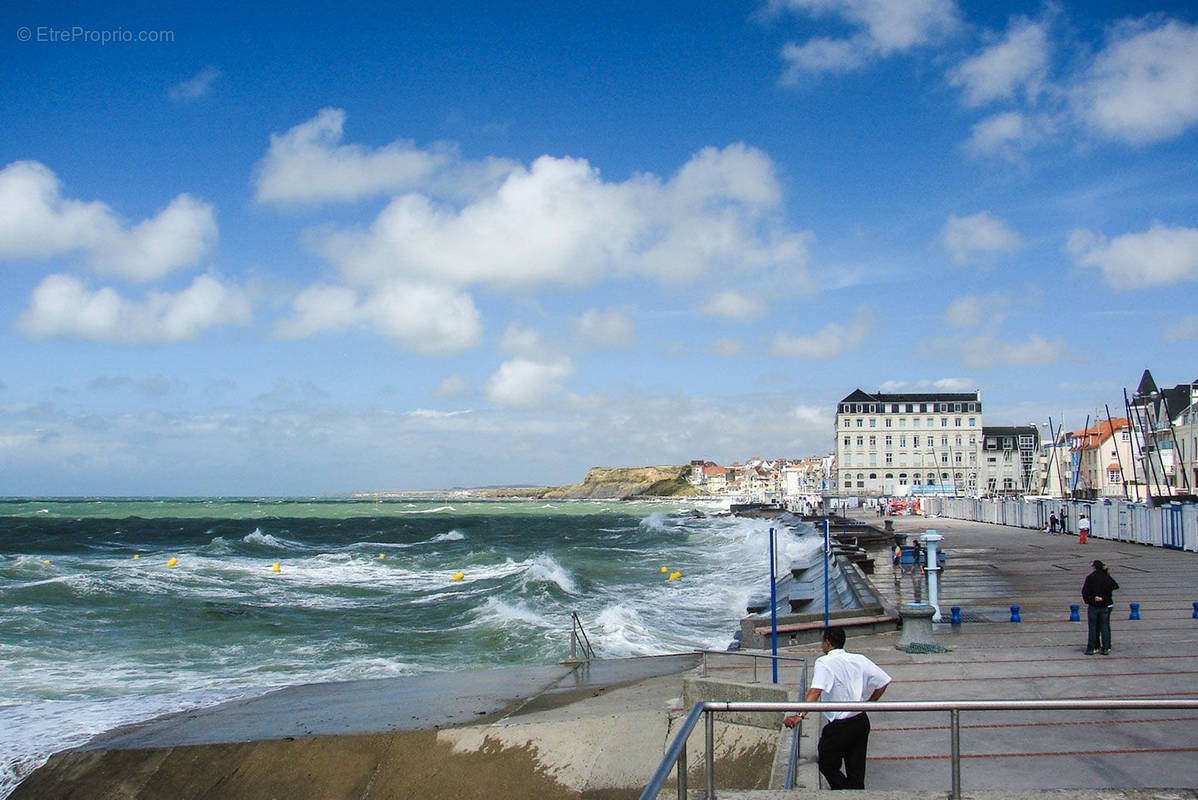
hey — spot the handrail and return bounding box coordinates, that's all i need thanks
[697,649,808,689]
[569,612,595,661]
[640,698,1198,800]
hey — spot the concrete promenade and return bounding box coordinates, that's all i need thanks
[12,514,1198,798]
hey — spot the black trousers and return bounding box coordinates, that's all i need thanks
[818,712,871,789]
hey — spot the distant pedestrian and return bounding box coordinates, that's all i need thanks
[1078,513,1091,544]
[1082,560,1119,655]
[1059,509,1068,534]
[1049,512,1058,533]
[784,627,892,789]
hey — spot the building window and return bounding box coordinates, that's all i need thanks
[884,435,892,446]
[885,418,892,427]
[885,453,893,465]
[869,418,877,428]
[856,419,863,427]
[941,418,949,427]
[955,418,962,426]
[856,436,864,446]
[843,437,851,447]
[969,418,976,427]
[869,436,876,446]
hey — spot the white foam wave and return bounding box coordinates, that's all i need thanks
[241,529,302,549]
[520,554,578,595]
[476,597,554,630]
[431,530,465,543]
[588,603,660,657]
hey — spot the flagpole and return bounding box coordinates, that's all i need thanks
[769,526,778,683]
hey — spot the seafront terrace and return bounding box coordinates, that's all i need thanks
[12,514,1198,799]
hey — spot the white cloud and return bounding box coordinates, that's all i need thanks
[485,357,574,408]
[318,143,812,292]
[950,17,1051,107]
[770,306,874,359]
[1067,223,1198,289]
[1164,314,1198,341]
[254,108,454,206]
[275,281,482,353]
[0,161,216,281]
[923,332,1066,368]
[943,292,1012,328]
[708,337,745,357]
[432,375,471,398]
[941,211,1023,265]
[880,378,976,392]
[963,111,1050,160]
[774,0,961,79]
[574,309,636,348]
[496,323,546,356]
[1072,19,1198,145]
[701,289,764,321]
[17,274,250,344]
[791,404,828,428]
[169,66,222,101]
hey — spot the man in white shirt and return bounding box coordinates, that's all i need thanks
[784,626,892,789]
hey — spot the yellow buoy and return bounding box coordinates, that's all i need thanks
[167,557,178,568]
[41,559,51,564]
[272,562,281,573]
[452,572,465,581]
[660,566,669,573]
[378,553,385,560]
[668,571,682,581]
[133,554,140,560]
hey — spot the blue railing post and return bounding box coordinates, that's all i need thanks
[1129,602,1141,620]
[1010,605,1021,622]
[1069,604,1080,622]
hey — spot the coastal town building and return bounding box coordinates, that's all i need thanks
[1069,418,1134,500]
[1126,370,1198,501]
[978,426,1040,496]
[833,389,983,498]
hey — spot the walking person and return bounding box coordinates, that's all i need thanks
[1078,512,1091,544]
[783,627,892,789]
[1082,560,1119,655]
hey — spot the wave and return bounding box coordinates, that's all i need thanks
[520,554,578,595]
[430,530,465,543]
[241,529,301,549]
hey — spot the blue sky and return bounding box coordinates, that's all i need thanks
[1,0,1196,495]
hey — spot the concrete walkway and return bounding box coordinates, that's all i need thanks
[774,515,1198,794]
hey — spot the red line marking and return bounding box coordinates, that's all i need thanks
[875,716,1198,733]
[872,746,1198,761]
[899,670,1198,684]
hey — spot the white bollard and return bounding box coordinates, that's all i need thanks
[921,531,943,622]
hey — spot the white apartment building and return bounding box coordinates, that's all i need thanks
[834,389,983,497]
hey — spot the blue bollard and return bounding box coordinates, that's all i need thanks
[1069,604,1080,622]
[1192,601,1198,619]
[1129,602,1141,620]
[951,606,961,625]
[1010,605,1021,623]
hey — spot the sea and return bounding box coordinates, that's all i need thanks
[0,496,819,796]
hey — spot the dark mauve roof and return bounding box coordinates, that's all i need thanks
[839,389,979,404]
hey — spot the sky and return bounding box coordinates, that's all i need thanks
[1,0,1196,496]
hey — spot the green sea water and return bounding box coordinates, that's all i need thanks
[0,496,818,794]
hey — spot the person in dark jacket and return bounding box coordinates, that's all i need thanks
[1082,560,1119,655]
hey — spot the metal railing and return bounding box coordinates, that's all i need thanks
[640,698,1198,800]
[568,612,595,661]
[697,649,808,690]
